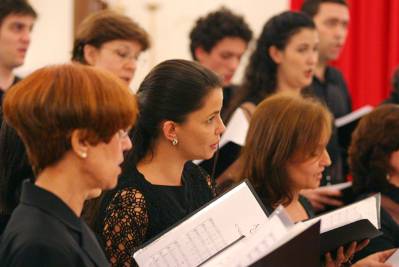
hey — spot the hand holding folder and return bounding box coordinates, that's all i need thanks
[303,194,382,255]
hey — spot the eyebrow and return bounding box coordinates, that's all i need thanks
[208,110,220,117]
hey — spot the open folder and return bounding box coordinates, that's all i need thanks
[303,194,382,254]
[133,180,269,267]
[202,209,321,267]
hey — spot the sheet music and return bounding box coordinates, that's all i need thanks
[321,181,352,191]
[386,249,399,266]
[335,105,373,127]
[144,218,227,267]
[202,217,318,267]
[304,194,380,233]
[134,181,269,267]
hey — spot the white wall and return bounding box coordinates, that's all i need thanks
[15,0,289,90]
[15,0,74,77]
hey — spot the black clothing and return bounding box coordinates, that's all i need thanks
[262,195,316,219]
[354,190,399,261]
[95,161,215,266]
[310,66,352,184]
[0,181,109,267]
[382,90,399,104]
[221,84,239,118]
[0,76,21,123]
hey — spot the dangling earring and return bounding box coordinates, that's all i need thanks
[387,173,391,181]
[172,138,178,146]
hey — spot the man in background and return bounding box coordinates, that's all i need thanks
[301,0,352,211]
[0,0,36,120]
[189,7,252,117]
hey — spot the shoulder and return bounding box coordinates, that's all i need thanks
[184,162,215,196]
[106,187,147,213]
[326,66,345,79]
[1,240,77,267]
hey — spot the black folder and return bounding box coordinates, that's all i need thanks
[320,218,382,255]
[250,220,321,267]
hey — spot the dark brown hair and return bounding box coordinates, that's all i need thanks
[0,0,37,25]
[72,10,150,64]
[240,93,332,206]
[301,0,348,18]
[3,64,138,174]
[349,105,399,195]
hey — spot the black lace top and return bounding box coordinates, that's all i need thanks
[94,161,215,266]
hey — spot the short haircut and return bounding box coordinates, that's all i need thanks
[3,64,138,174]
[349,105,399,195]
[189,7,252,60]
[240,94,332,206]
[0,0,37,25]
[301,0,348,18]
[72,10,150,64]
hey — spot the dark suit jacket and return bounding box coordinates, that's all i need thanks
[0,181,110,267]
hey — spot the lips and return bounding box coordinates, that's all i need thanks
[210,142,219,150]
[304,69,314,79]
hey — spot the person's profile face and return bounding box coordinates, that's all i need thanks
[313,2,350,61]
[274,28,319,91]
[0,14,35,70]
[196,37,248,87]
[86,39,143,85]
[286,131,331,192]
[83,129,132,192]
[173,88,225,161]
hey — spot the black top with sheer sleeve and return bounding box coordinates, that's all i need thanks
[94,161,215,266]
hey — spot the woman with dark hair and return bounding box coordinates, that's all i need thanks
[0,122,33,235]
[90,59,225,266]
[349,104,399,260]
[239,93,367,266]
[0,64,138,266]
[225,11,318,120]
[72,10,150,85]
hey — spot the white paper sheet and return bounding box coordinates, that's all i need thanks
[133,181,269,267]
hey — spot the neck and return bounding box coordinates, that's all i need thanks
[137,139,187,186]
[35,158,90,217]
[0,65,15,91]
[276,72,302,94]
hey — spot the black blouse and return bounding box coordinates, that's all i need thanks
[95,161,215,266]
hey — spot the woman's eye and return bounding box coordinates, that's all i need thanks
[207,117,214,123]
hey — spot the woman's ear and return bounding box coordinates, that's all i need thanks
[83,44,98,65]
[161,120,178,143]
[71,129,89,159]
[269,45,283,64]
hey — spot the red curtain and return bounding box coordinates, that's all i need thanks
[291,0,399,108]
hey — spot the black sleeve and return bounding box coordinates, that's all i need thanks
[7,242,77,267]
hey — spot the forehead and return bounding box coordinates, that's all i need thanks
[286,28,318,46]
[1,13,35,27]
[210,37,248,53]
[101,39,142,50]
[316,3,349,21]
[187,88,223,117]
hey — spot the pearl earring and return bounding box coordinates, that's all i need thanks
[80,152,87,158]
[172,138,178,146]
